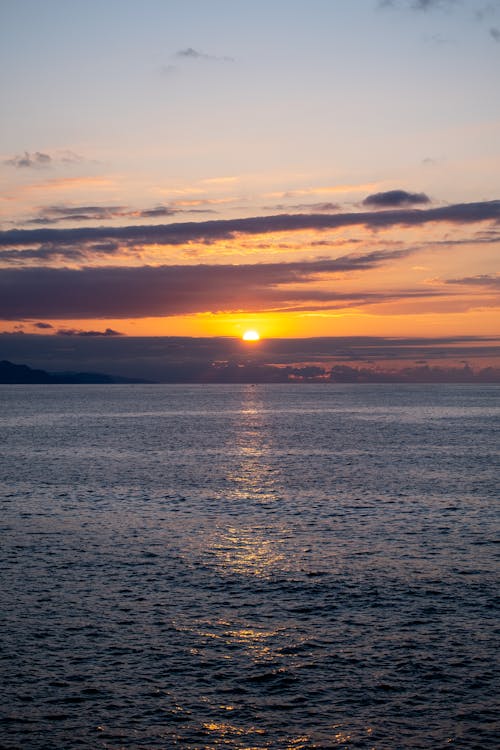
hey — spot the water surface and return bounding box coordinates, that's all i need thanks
[0,384,498,748]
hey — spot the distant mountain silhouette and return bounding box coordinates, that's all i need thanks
[1,357,498,385]
[0,360,149,384]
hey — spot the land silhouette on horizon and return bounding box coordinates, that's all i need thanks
[0,360,148,385]
[1,357,498,385]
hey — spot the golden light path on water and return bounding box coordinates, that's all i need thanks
[173,387,372,748]
[213,385,285,577]
[172,386,335,748]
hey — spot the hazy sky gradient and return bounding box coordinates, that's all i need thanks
[1,0,499,342]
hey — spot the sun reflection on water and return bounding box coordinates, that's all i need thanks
[225,385,281,504]
[173,617,285,663]
[212,526,286,577]
[200,720,316,749]
[169,388,311,746]
[206,385,292,579]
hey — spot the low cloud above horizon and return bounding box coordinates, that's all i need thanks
[0,252,441,319]
[1,332,499,383]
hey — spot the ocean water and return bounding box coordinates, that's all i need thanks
[0,383,498,750]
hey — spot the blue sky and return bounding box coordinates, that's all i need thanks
[2,0,499,200]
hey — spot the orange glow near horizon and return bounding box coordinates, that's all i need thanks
[8,304,500,342]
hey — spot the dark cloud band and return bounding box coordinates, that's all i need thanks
[1,200,499,251]
[0,249,435,319]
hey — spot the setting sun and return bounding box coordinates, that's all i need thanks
[242,330,260,342]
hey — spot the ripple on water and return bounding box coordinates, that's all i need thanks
[0,383,499,749]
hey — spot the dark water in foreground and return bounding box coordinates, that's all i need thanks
[0,384,498,749]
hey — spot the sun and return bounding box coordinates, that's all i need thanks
[242,329,260,342]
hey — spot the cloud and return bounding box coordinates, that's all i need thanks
[411,0,454,9]
[177,47,205,58]
[176,47,234,62]
[0,249,435,320]
[4,151,52,169]
[56,327,123,337]
[445,273,500,288]
[425,230,500,249]
[27,205,130,225]
[0,241,123,264]
[138,206,179,219]
[3,150,85,170]
[33,322,53,329]
[24,203,216,226]
[381,0,500,42]
[378,0,457,10]
[362,189,431,208]
[264,202,340,213]
[1,200,498,254]
[138,205,213,218]
[475,3,498,21]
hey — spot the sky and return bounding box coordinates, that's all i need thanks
[0,0,499,369]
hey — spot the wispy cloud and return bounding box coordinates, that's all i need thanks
[411,0,456,10]
[378,0,457,10]
[445,273,500,288]
[264,202,340,213]
[475,3,500,22]
[380,0,500,43]
[0,244,122,265]
[25,203,215,226]
[473,1,500,43]
[27,205,129,225]
[3,150,85,169]
[4,151,52,169]
[1,200,498,253]
[176,47,234,62]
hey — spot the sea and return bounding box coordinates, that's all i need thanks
[0,384,498,750]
